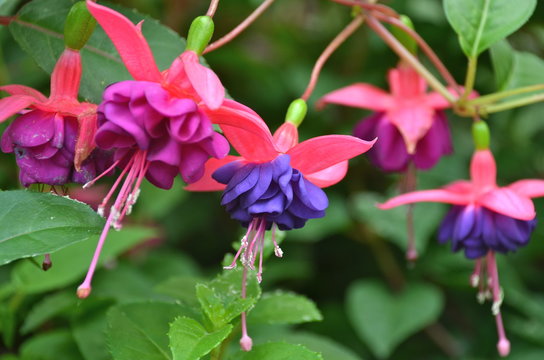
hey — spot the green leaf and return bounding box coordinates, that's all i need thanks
[9,0,185,103]
[346,280,444,359]
[155,276,203,307]
[20,329,83,360]
[444,0,537,57]
[11,226,155,294]
[0,190,103,266]
[196,269,261,328]
[229,342,323,360]
[71,298,114,360]
[107,302,196,360]
[267,332,362,360]
[249,291,322,325]
[21,291,77,334]
[168,316,232,360]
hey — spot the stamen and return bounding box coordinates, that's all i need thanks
[239,266,253,352]
[272,224,283,258]
[83,159,120,188]
[256,219,266,283]
[486,251,510,357]
[470,259,482,288]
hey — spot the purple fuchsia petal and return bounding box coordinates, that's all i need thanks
[413,110,452,170]
[7,110,55,147]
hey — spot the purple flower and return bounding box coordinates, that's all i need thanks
[354,110,452,172]
[438,205,537,259]
[1,110,108,186]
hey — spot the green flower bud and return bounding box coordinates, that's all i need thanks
[186,16,214,55]
[285,99,307,127]
[64,1,97,50]
[391,15,417,55]
[472,121,490,150]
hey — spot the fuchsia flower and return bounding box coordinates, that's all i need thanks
[188,100,375,351]
[0,49,104,186]
[77,2,230,298]
[318,65,456,172]
[379,148,544,356]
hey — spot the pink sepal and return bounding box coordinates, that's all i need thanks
[0,85,47,103]
[425,87,478,109]
[388,66,426,98]
[471,150,497,193]
[50,49,82,101]
[86,1,162,82]
[182,51,225,110]
[205,100,277,163]
[305,161,348,188]
[479,188,536,221]
[508,179,544,198]
[288,135,376,176]
[316,83,392,111]
[0,95,36,122]
[185,155,240,191]
[273,123,299,153]
[387,104,434,154]
[378,189,472,209]
[74,104,98,171]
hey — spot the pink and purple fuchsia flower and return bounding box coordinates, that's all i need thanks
[379,145,544,356]
[318,65,456,172]
[77,1,230,298]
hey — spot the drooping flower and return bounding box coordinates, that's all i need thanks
[378,147,544,357]
[77,2,231,298]
[188,99,376,350]
[317,64,456,172]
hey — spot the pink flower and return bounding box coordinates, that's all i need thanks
[318,65,458,172]
[379,149,544,357]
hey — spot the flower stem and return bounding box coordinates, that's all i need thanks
[329,0,398,17]
[300,14,365,101]
[461,56,478,102]
[469,84,544,106]
[366,16,456,104]
[482,92,544,114]
[206,0,220,17]
[402,163,418,262]
[204,0,276,54]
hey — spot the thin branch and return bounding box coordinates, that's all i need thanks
[468,84,544,106]
[300,15,365,101]
[329,0,399,18]
[204,0,276,54]
[206,0,220,17]
[482,92,544,114]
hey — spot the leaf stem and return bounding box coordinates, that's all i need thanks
[482,92,544,114]
[0,16,13,25]
[206,0,220,17]
[468,85,544,106]
[204,0,276,54]
[300,14,365,101]
[366,16,456,104]
[462,56,478,101]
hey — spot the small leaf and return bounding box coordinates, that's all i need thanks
[168,316,232,360]
[444,0,537,57]
[20,330,83,360]
[346,280,444,359]
[0,190,103,266]
[230,342,323,360]
[107,302,196,360]
[11,226,155,294]
[249,291,322,325]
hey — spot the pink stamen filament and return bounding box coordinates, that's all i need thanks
[486,251,510,357]
[271,224,283,257]
[96,157,135,216]
[239,266,253,351]
[83,159,120,189]
[470,259,482,288]
[77,150,148,298]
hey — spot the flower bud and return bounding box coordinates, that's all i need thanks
[391,15,417,55]
[186,16,214,55]
[472,121,490,150]
[285,98,307,127]
[64,1,97,50]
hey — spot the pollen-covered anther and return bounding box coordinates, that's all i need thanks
[97,206,105,217]
[477,291,486,304]
[491,290,504,316]
[470,274,480,288]
[274,245,283,258]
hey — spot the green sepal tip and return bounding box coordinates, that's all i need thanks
[186,16,214,55]
[391,15,417,55]
[285,99,307,127]
[64,1,96,50]
[472,121,490,150]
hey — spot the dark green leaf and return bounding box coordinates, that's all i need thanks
[168,316,232,360]
[20,330,83,360]
[229,342,323,360]
[0,190,103,266]
[444,0,537,57]
[21,291,77,334]
[249,291,322,325]
[346,280,444,359]
[155,276,203,307]
[11,226,155,294]
[71,298,114,360]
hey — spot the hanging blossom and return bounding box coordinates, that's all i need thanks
[317,64,459,172]
[77,1,230,298]
[0,48,106,186]
[188,99,376,350]
[378,147,544,357]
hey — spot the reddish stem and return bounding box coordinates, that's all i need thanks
[301,14,365,101]
[206,0,220,17]
[0,16,13,25]
[329,0,398,18]
[204,0,276,54]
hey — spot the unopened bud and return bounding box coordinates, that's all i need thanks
[391,15,417,55]
[64,1,97,50]
[186,16,214,55]
[285,99,307,127]
[472,121,490,150]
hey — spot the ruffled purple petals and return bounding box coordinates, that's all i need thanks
[96,80,229,188]
[438,205,537,259]
[214,154,328,230]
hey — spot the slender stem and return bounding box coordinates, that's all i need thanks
[301,15,365,101]
[462,57,478,101]
[402,163,418,262]
[329,0,399,18]
[0,16,13,25]
[468,85,544,106]
[204,0,276,54]
[206,0,220,17]
[483,92,544,114]
[366,16,456,104]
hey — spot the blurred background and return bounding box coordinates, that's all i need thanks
[1,0,544,359]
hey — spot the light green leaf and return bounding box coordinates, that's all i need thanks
[0,190,103,266]
[11,226,155,294]
[168,317,232,360]
[444,0,537,57]
[20,330,83,360]
[346,280,444,359]
[229,342,323,360]
[267,332,362,360]
[249,291,322,325]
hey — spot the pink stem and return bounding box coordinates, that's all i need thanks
[204,0,276,54]
[329,0,398,17]
[300,15,365,101]
[486,251,510,357]
[206,0,220,17]
[239,266,253,351]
